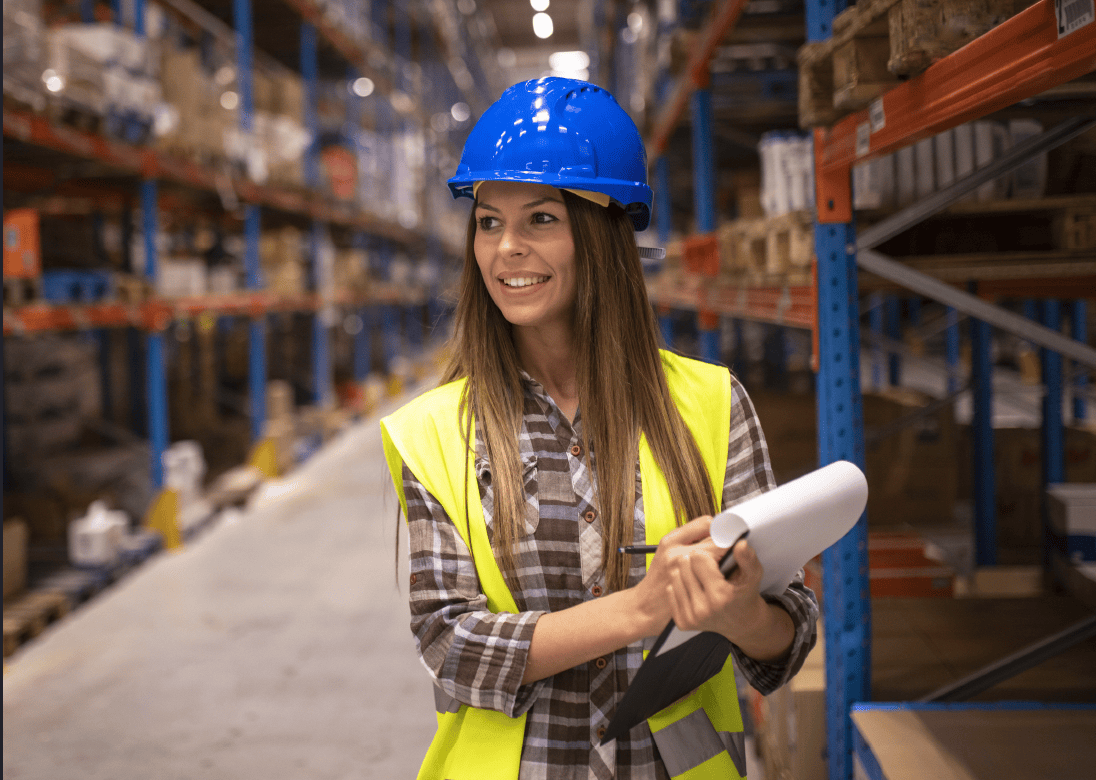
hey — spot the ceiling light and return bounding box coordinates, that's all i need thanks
[532,12,553,38]
[214,65,235,86]
[628,11,644,31]
[220,91,239,110]
[548,51,589,71]
[351,77,374,97]
[450,102,471,123]
[531,0,549,10]
[390,91,415,114]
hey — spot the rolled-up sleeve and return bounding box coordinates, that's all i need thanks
[722,378,820,695]
[402,463,547,717]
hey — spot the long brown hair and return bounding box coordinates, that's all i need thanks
[442,190,716,592]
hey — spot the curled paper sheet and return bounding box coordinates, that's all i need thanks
[710,459,868,596]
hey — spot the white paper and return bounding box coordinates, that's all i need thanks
[710,460,868,596]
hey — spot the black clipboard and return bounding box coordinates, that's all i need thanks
[601,516,750,744]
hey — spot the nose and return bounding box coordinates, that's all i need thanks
[497,223,528,257]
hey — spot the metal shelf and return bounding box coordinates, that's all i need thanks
[648,275,816,329]
[815,0,1096,223]
[2,107,423,247]
[2,285,427,336]
[646,0,751,156]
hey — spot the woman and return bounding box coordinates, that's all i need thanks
[381,77,818,780]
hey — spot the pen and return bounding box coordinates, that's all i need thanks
[618,545,658,555]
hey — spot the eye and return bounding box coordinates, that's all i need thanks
[477,215,501,231]
[531,211,559,225]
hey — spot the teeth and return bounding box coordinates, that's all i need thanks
[503,276,549,288]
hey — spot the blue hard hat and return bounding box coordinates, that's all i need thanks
[449,78,653,231]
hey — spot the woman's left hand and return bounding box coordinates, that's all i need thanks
[666,538,774,648]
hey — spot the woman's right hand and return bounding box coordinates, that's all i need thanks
[629,516,724,636]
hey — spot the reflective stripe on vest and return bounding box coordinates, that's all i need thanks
[381,350,745,780]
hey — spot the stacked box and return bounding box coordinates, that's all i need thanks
[259,226,306,295]
[3,0,46,111]
[157,45,237,164]
[1047,484,1096,563]
[4,334,101,457]
[44,27,107,117]
[3,520,29,603]
[47,24,162,141]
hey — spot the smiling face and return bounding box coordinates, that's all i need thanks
[473,181,578,338]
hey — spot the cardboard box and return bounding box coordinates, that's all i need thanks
[852,705,1096,780]
[3,519,29,601]
[4,209,41,278]
[758,621,828,780]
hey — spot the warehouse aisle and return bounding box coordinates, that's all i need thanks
[3,395,435,779]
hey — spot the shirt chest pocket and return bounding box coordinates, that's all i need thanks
[476,454,540,538]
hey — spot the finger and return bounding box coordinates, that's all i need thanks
[691,549,730,591]
[732,539,764,582]
[663,516,713,548]
[667,579,692,629]
[677,554,712,619]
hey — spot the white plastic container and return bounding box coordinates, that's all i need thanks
[953,122,976,201]
[914,138,936,199]
[973,120,1011,201]
[1008,118,1047,199]
[895,146,916,207]
[69,500,127,567]
[934,129,956,190]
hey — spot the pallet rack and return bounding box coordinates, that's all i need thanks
[3,0,475,497]
[810,0,1095,777]
[640,0,1095,776]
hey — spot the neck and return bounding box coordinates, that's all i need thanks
[513,322,579,419]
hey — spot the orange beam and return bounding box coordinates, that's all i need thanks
[816,0,1096,223]
[647,0,751,155]
[649,280,815,329]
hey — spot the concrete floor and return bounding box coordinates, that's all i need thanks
[4,395,436,779]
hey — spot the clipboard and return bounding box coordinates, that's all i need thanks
[600,517,749,745]
[601,460,868,744]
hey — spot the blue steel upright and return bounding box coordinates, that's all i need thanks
[970,315,997,566]
[1073,300,1088,421]
[300,21,330,406]
[690,87,720,364]
[235,0,267,442]
[814,219,870,780]
[141,179,168,489]
[656,156,672,246]
[1042,300,1064,568]
[945,307,960,395]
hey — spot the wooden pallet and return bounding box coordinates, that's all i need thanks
[719,212,816,284]
[32,567,109,608]
[798,0,1034,127]
[3,276,41,307]
[3,591,69,658]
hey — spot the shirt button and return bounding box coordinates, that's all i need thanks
[570,444,582,457]
[584,509,597,523]
[597,726,607,741]
[591,585,603,597]
[409,574,417,586]
[595,656,608,670]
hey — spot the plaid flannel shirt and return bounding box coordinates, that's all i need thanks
[403,371,819,780]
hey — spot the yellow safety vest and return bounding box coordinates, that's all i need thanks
[381,350,747,780]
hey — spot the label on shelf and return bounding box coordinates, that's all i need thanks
[1056,0,1094,37]
[869,99,886,133]
[856,121,871,158]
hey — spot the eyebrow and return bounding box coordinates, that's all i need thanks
[475,196,565,212]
